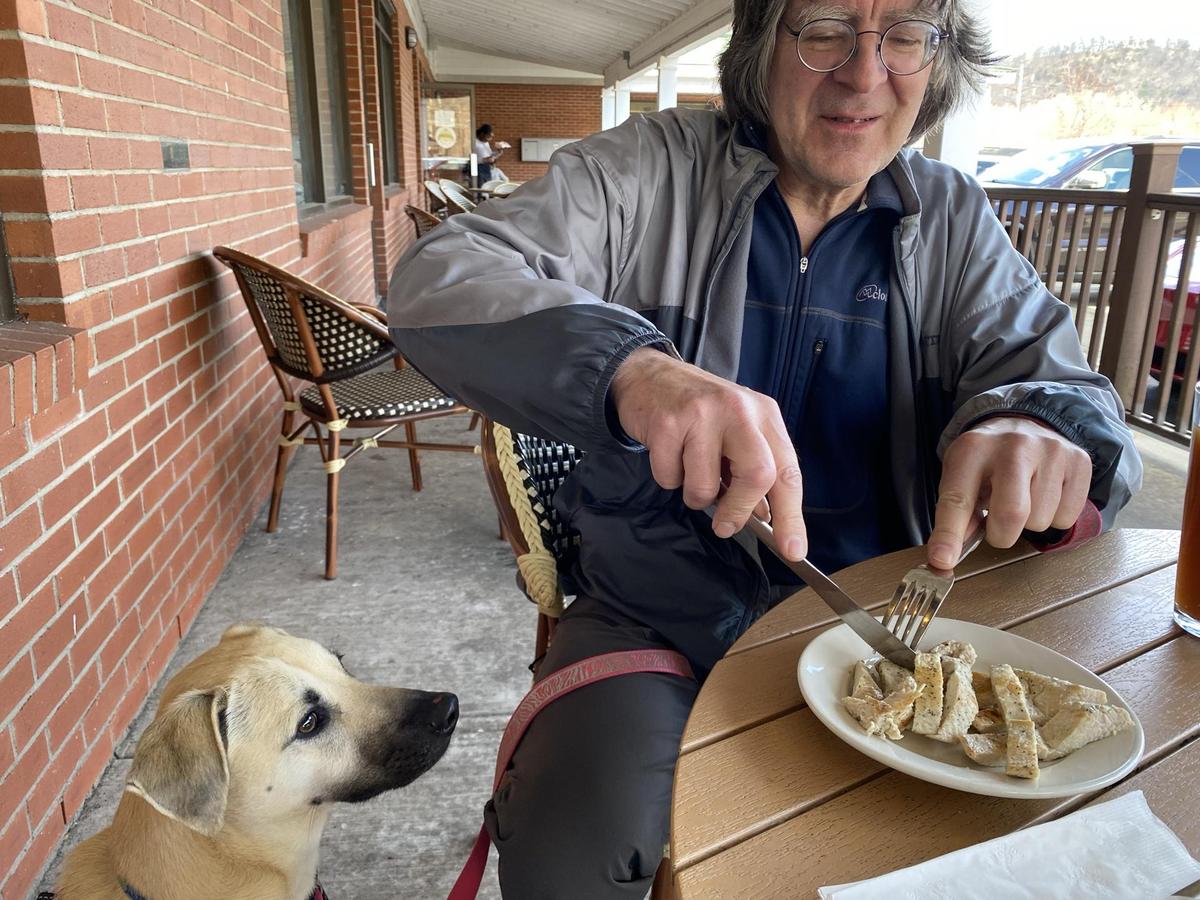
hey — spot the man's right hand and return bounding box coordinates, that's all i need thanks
[609,347,808,560]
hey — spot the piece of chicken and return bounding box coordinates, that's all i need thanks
[1006,719,1040,779]
[931,659,979,743]
[851,660,883,701]
[932,640,978,668]
[1040,703,1134,754]
[843,684,924,740]
[1014,669,1108,725]
[911,652,945,735]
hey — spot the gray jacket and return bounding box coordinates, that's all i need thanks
[388,109,1141,672]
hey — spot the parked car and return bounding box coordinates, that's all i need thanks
[1153,238,1200,382]
[979,138,1200,192]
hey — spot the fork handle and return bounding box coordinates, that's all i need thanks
[955,511,989,568]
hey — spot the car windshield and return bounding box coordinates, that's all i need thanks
[982,144,1109,186]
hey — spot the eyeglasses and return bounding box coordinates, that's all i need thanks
[783,18,949,76]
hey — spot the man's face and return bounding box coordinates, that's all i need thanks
[766,0,936,196]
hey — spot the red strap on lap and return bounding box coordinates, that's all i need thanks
[446,648,695,900]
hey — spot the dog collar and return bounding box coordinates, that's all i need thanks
[102,879,329,900]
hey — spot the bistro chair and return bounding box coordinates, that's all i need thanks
[490,181,521,198]
[405,204,442,237]
[438,179,477,214]
[213,245,478,580]
[479,418,677,899]
[480,418,584,667]
[423,179,449,217]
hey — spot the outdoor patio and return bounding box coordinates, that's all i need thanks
[34,414,1189,898]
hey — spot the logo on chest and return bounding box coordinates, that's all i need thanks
[856,284,887,303]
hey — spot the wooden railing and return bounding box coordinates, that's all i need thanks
[986,142,1200,446]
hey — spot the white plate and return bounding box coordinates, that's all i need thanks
[797,618,1145,799]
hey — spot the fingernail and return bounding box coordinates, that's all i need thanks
[714,521,735,539]
[785,539,804,559]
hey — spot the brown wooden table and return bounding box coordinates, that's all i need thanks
[669,528,1197,898]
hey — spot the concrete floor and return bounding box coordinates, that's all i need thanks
[34,418,1190,899]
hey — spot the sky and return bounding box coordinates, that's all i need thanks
[990,0,1200,55]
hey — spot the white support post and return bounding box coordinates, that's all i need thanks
[656,56,678,111]
[615,84,631,125]
[602,87,616,130]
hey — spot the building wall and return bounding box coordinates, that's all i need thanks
[0,0,424,892]
[474,83,603,182]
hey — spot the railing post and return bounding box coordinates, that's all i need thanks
[1098,141,1184,407]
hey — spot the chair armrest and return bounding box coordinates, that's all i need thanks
[352,304,388,326]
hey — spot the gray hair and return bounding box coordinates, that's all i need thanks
[717,0,999,141]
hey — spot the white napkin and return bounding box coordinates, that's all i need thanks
[818,791,1200,899]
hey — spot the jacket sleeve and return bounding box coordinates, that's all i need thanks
[386,129,670,451]
[935,180,1143,530]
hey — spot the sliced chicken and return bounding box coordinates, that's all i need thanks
[843,684,923,740]
[960,730,1067,764]
[1006,719,1040,779]
[851,660,883,701]
[972,671,996,709]
[991,664,1034,724]
[971,708,1005,733]
[1040,703,1134,754]
[1014,669,1108,725]
[931,660,979,743]
[877,658,913,695]
[932,639,978,668]
[911,652,944,735]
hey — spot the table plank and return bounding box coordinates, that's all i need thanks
[682,531,1180,752]
[672,568,1183,867]
[674,636,1200,897]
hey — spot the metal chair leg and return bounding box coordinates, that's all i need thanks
[267,409,297,532]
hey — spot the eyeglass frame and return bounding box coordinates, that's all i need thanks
[782,18,950,76]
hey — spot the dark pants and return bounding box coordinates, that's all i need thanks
[484,596,700,899]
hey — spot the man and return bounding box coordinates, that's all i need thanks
[388,0,1142,895]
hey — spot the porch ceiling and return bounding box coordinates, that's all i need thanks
[414,0,724,78]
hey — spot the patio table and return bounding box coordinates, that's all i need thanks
[668,527,1197,898]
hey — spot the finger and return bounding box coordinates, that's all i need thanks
[647,439,684,492]
[754,497,771,522]
[1024,461,1064,533]
[928,446,986,569]
[984,457,1034,549]
[762,431,806,560]
[1053,450,1092,529]
[712,431,776,538]
[679,428,723,511]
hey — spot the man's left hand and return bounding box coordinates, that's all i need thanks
[928,416,1093,570]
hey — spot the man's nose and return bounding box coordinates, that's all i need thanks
[832,37,890,93]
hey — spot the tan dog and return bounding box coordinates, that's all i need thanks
[55,624,458,900]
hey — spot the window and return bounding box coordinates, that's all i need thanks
[1083,148,1133,191]
[1175,147,1200,192]
[375,0,399,185]
[0,219,16,322]
[282,0,352,210]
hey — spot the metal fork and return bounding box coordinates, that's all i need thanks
[882,513,989,648]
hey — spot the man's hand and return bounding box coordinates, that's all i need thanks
[610,348,808,559]
[928,416,1092,569]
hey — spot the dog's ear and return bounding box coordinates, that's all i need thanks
[126,688,230,835]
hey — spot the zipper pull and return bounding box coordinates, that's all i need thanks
[814,338,825,355]
[800,256,809,274]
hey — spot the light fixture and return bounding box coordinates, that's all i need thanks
[405,25,418,49]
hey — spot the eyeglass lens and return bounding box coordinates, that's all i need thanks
[796,19,942,75]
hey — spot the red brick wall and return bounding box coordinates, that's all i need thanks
[0,0,418,892]
[474,83,602,182]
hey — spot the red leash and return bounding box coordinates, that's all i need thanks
[447,648,696,900]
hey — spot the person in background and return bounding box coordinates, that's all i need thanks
[388,0,1143,896]
[472,123,506,183]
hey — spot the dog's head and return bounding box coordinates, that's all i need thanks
[125,624,458,835]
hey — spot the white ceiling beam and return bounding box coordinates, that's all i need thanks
[602,0,731,86]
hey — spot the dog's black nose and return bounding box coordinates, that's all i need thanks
[429,692,458,734]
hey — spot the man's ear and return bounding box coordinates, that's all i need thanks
[126,688,230,835]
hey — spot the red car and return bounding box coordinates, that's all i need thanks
[1153,239,1200,381]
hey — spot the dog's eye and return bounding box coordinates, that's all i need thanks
[296,710,324,737]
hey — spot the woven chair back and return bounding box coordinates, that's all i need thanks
[423,179,448,212]
[438,179,477,214]
[213,246,395,383]
[511,430,584,564]
[405,204,442,237]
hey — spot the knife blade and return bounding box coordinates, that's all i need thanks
[722,509,918,669]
